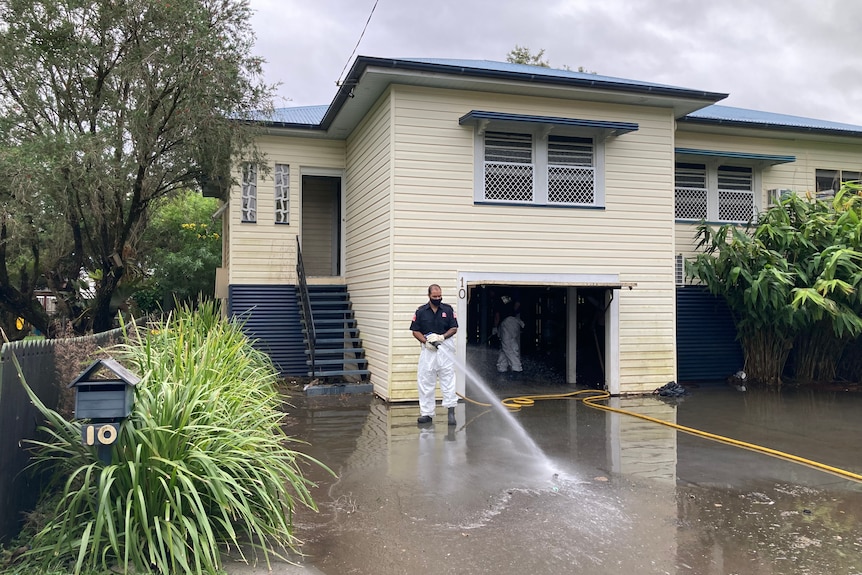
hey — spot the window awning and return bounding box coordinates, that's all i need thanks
[459,110,639,138]
[675,147,796,165]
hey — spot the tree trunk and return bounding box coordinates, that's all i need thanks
[91,266,124,333]
[739,328,794,387]
[0,285,49,336]
[791,319,845,384]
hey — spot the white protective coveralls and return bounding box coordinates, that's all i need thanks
[496,315,524,373]
[418,336,457,417]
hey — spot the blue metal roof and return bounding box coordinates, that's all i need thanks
[253,56,727,129]
[252,59,862,140]
[460,110,638,136]
[403,58,720,97]
[260,105,328,126]
[683,105,862,136]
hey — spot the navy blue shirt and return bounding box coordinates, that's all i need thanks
[410,302,458,335]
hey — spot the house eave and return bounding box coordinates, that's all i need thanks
[678,116,862,143]
[259,56,728,140]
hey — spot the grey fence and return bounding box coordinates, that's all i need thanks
[0,329,122,543]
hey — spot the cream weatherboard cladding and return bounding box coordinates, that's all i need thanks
[226,136,345,286]
[343,91,395,399]
[385,85,677,397]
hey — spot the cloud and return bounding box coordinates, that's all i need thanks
[249,0,862,125]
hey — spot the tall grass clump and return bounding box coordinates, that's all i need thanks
[18,300,327,575]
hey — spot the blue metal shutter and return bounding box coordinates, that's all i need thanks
[228,285,306,376]
[676,286,743,382]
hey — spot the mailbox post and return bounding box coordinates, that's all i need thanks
[68,358,139,464]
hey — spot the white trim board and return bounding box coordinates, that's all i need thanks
[454,272,622,396]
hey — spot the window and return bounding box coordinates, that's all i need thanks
[548,135,595,204]
[717,165,754,222]
[480,131,601,206]
[274,163,289,224]
[241,163,257,223]
[674,163,708,220]
[675,163,754,223]
[815,169,862,200]
[484,132,533,202]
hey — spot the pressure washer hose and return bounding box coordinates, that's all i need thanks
[456,388,862,484]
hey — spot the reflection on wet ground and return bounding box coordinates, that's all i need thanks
[255,369,862,575]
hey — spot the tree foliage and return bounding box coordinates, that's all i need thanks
[687,185,862,386]
[506,45,550,67]
[506,45,596,73]
[133,189,222,314]
[0,0,272,336]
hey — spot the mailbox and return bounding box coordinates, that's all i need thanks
[68,358,140,421]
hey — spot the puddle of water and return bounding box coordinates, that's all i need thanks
[273,385,862,575]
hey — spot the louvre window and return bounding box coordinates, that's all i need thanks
[483,132,534,202]
[674,163,708,220]
[481,131,599,206]
[548,135,595,205]
[274,163,290,224]
[675,163,755,223]
[241,163,257,223]
[717,166,753,222]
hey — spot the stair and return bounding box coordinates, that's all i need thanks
[300,285,371,382]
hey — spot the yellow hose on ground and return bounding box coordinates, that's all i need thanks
[456,388,862,483]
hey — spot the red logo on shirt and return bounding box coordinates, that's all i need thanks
[442,312,447,318]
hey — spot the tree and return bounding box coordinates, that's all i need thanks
[0,0,273,335]
[507,45,550,67]
[506,45,596,74]
[133,190,222,314]
[687,188,862,386]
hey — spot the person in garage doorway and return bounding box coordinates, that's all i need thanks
[495,293,524,374]
[410,284,459,426]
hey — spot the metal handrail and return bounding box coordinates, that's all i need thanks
[296,236,315,375]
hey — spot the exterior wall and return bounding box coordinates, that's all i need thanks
[343,91,395,398]
[674,130,862,260]
[226,136,346,285]
[388,85,678,397]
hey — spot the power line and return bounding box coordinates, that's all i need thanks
[337,0,380,87]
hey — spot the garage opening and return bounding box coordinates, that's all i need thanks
[462,284,611,390]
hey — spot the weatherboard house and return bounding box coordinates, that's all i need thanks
[216,56,862,401]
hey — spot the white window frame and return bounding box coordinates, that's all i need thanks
[274,163,290,224]
[241,163,257,223]
[473,129,606,207]
[675,161,760,223]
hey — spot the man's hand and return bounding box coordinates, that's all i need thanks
[425,333,443,350]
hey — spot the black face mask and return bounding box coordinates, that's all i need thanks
[430,297,442,306]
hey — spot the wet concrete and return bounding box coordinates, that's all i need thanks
[226,370,862,574]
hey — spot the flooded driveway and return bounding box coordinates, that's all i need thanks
[228,380,862,575]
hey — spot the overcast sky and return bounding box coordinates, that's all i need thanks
[248,0,862,125]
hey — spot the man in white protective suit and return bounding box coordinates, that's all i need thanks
[410,284,459,426]
[495,295,524,374]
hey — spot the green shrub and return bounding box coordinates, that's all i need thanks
[16,300,328,575]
